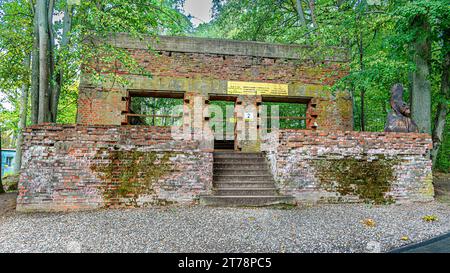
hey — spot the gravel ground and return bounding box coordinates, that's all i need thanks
[0,203,449,253]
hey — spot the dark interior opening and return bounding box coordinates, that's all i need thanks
[209,95,237,150]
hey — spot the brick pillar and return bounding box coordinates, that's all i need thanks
[183,92,213,150]
[77,87,127,125]
[306,98,318,130]
[235,95,260,152]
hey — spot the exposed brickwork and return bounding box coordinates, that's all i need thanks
[77,35,353,130]
[116,49,347,86]
[262,130,434,204]
[16,125,213,212]
[18,36,433,211]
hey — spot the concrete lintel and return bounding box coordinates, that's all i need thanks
[97,34,348,62]
[81,74,332,99]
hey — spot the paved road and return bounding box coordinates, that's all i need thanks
[390,232,450,253]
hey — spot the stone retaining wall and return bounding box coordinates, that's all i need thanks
[16,125,213,212]
[261,130,434,204]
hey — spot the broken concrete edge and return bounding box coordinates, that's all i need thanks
[21,124,432,139]
[89,33,350,63]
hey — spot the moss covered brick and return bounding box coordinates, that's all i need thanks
[312,157,398,204]
[91,149,177,206]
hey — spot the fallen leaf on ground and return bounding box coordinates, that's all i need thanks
[362,218,376,227]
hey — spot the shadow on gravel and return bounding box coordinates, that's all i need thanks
[390,232,450,253]
[434,173,450,204]
[0,192,17,218]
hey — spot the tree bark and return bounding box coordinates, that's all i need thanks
[50,2,73,122]
[37,0,50,123]
[431,29,449,165]
[360,89,365,131]
[294,0,306,26]
[47,0,56,122]
[14,55,31,174]
[308,0,317,28]
[358,31,365,131]
[30,0,39,125]
[411,17,432,134]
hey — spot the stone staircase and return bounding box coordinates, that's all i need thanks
[200,151,295,206]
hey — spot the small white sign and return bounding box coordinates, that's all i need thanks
[244,112,254,121]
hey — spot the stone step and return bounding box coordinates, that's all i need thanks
[213,174,274,182]
[213,163,268,169]
[214,188,278,196]
[213,152,264,159]
[214,144,234,148]
[199,195,295,207]
[214,169,271,175]
[214,157,267,164]
[214,181,277,189]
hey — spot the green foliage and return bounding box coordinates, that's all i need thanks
[0,0,191,147]
[435,116,450,172]
[0,0,448,171]
[194,0,450,171]
[130,97,183,126]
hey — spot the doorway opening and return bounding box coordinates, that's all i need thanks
[209,95,237,150]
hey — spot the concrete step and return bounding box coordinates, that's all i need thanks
[214,188,278,196]
[214,181,277,189]
[214,157,267,164]
[214,169,271,175]
[213,163,268,170]
[199,195,295,207]
[213,152,264,159]
[213,174,274,182]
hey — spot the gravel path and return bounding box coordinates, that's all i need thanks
[0,203,449,253]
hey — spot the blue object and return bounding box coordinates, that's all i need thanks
[1,149,16,177]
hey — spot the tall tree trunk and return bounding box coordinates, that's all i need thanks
[50,3,73,122]
[37,0,50,123]
[431,29,450,165]
[360,90,365,131]
[411,17,432,134]
[358,31,365,131]
[308,0,317,28]
[14,55,31,174]
[294,0,306,26]
[47,0,56,122]
[30,0,39,125]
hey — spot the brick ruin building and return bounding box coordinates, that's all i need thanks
[16,35,434,211]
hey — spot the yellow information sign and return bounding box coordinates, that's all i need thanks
[227,81,288,96]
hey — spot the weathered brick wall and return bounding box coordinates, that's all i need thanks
[118,49,347,86]
[16,125,213,212]
[261,130,434,204]
[77,35,353,130]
